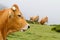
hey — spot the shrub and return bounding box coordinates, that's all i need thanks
[51,25,60,32]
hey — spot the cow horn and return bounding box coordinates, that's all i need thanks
[12,6,16,11]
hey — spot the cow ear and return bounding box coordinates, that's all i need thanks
[11,6,16,11]
[8,10,14,18]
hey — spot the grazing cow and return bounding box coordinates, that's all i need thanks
[30,16,39,23]
[0,4,30,40]
[39,16,48,25]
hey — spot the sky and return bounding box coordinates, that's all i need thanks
[0,0,60,24]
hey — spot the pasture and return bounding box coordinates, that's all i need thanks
[7,24,60,40]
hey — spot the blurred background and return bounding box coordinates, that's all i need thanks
[0,0,60,25]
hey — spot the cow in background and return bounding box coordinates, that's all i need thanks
[30,16,39,24]
[39,16,48,25]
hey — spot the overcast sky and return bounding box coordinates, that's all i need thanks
[0,0,60,24]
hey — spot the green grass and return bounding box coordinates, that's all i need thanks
[50,25,60,32]
[7,24,60,40]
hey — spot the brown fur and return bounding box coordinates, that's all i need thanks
[39,16,48,25]
[30,16,39,22]
[0,4,28,40]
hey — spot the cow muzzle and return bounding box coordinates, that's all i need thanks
[21,24,30,32]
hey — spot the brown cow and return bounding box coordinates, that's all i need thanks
[30,16,39,23]
[0,4,30,40]
[39,16,48,25]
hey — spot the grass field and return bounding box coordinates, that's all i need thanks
[7,24,60,40]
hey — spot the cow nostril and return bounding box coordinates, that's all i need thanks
[28,26,30,28]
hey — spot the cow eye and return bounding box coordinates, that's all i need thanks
[18,15,21,17]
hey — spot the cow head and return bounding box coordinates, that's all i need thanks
[8,4,30,32]
[44,16,48,23]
